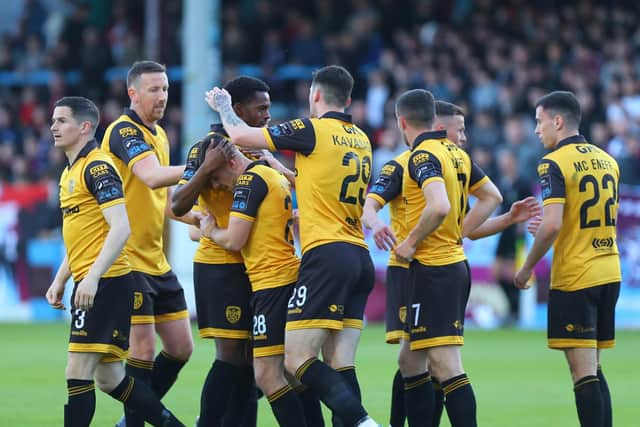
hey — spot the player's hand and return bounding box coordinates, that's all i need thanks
[74,274,99,311]
[372,223,397,251]
[205,87,232,112]
[201,137,228,173]
[45,280,66,310]
[199,213,217,238]
[394,239,416,263]
[527,215,542,236]
[514,267,533,289]
[509,196,542,224]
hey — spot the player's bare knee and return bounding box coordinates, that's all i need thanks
[215,339,248,364]
[65,353,97,380]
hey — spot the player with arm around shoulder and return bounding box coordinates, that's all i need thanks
[45,96,184,427]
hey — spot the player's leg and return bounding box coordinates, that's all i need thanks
[596,282,620,427]
[564,348,602,427]
[95,361,185,427]
[254,355,306,427]
[65,352,101,426]
[398,340,435,427]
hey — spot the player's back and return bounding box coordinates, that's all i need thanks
[404,131,472,266]
[101,110,170,275]
[539,137,621,291]
[294,113,372,254]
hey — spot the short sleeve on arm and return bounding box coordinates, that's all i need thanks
[367,160,403,206]
[262,118,316,155]
[107,122,154,167]
[408,150,443,189]
[179,142,201,185]
[83,160,125,208]
[469,161,490,192]
[229,172,269,222]
[538,159,565,205]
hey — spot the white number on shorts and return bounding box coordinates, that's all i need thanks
[253,314,267,336]
[287,285,307,308]
[411,303,421,327]
[74,309,86,329]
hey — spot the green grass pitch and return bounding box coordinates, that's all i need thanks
[1,322,638,426]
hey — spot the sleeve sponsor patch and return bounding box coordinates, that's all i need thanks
[540,175,552,199]
[268,122,294,137]
[232,187,251,211]
[415,162,438,180]
[124,137,151,158]
[118,126,139,138]
[94,175,124,204]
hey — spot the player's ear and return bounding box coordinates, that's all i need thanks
[127,86,136,103]
[554,114,563,131]
[344,96,352,109]
[232,102,243,118]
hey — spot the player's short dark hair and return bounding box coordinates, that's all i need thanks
[311,65,354,107]
[224,76,270,105]
[54,96,100,133]
[395,89,436,128]
[435,100,465,117]
[535,91,581,129]
[127,60,166,88]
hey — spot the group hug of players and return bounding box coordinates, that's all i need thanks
[47,60,621,427]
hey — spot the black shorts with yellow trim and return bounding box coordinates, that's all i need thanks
[193,262,251,340]
[406,260,470,351]
[68,273,134,362]
[251,283,295,358]
[547,282,620,350]
[385,265,409,344]
[130,270,188,325]
[286,242,374,332]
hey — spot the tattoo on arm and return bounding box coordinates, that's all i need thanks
[217,98,243,127]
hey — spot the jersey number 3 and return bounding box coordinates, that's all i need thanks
[340,152,371,206]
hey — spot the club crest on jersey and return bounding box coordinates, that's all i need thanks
[68,179,75,193]
[226,306,242,324]
[133,292,143,310]
[398,306,407,323]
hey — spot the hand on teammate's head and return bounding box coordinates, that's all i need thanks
[205,87,232,112]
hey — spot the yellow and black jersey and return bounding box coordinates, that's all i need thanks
[404,130,489,266]
[366,150,411,268]
[180,124,243,265]
[262,112,372,254]
[101,108,170,276]
[229,161,299,292]
[59,140,130,282]
[538,135,621,291]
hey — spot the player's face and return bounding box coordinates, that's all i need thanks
[535,106,558,150]
[50,106,85,150]
[236,91,271,127]
[209,165,237,192]
[447,115,467,148]
[130,72,169,123]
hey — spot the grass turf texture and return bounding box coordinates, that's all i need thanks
[1,323,638,426]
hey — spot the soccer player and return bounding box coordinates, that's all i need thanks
[45,96,184,427]
[393,89,502,427]
[197,142,307,427]
[101,61,194,427]
[171,76,272,426]
[205,65,380,427]
[515,91,620,427]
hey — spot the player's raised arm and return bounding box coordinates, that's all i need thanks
[205,87,269,149]
[466,196,541,240]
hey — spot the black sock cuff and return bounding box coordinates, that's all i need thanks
[335,365,355,373]
[158,350,188,364]
[67,379,95,397]
[109,376,135,402]
[441,373,471,395]
[267,385,293,403]
[574,375,599,391]
[293,384,309,393]
[295,357,318,381]
[127,357,154,370]
[404,372,432,390]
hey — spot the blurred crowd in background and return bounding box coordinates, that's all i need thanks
[2,0,640,303]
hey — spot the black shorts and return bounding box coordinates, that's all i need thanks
[193,262,252,340]
[406,260,470,350]
[68,273,134,362]
[385,266,409,344]
[130,270,188,325]
[286,242,374,331]
[251,283,294,358]
[548,282,620,350]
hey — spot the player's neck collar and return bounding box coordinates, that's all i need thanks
[124,108,158,136]
[555,134,586,150]
[412,130,447,150]
[68,139,98,167]
[320,111,352,123]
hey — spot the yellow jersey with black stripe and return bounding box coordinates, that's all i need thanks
[262,112,372,254]
[180,125,243,265]
[100,109,170,275]
[366,150,411,268]
[404,130,489,266]
[538,135,621,291]
[59,140,130,282]
[229,161,299,291]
